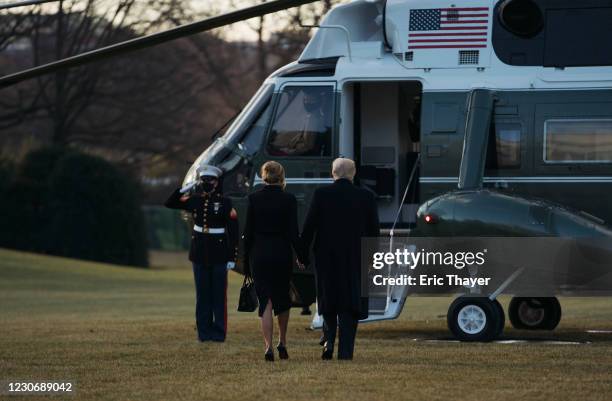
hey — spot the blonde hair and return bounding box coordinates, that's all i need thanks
[332,158,356,181]
[261,161,286,187]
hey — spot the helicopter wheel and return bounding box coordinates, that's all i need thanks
[492,298,505,338]
[447,297,504,342]
[508,297,561,330]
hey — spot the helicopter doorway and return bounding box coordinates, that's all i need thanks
[343,81,422,230]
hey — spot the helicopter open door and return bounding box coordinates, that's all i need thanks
[342,81,422,229]
[311,80,423,328]
[349,81,422,319]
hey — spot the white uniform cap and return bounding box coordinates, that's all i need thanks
[197,164,222,178]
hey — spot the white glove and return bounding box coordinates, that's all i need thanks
[180,181,198,194]
[226,261,236,270]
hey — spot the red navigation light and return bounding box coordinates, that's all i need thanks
[424,214,436,224]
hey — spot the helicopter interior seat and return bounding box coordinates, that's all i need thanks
[358,165,395,199]
[314,126,332,157]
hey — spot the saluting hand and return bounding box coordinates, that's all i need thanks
[180,181,198,194]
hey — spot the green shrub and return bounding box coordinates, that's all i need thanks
[0,159,19,248]
[19,146,69,184]
[0,148,148,267]
[14,147,71,251]
[143,206,190,252]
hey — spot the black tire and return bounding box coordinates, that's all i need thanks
[447,297,501,342]
[492,298,505,338]
[542,297,561,330]
[508,297,562,330]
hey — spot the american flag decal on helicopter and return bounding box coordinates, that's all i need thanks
[408,7,490,49]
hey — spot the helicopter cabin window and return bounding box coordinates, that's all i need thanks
[486,123,521,169]
[266,85,333,157]
[544,120,612,163]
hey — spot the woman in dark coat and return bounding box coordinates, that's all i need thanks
[243,161,304,361]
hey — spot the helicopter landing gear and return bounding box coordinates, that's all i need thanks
[508,297,561,330]
[492,298,505,338]
[447,297,505,342]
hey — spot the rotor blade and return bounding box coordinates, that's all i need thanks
[0,0,320,88]
[0,0,59,11]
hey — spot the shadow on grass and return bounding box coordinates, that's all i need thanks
[356,324,612,344]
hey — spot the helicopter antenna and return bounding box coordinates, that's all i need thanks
[0,0,321,88]
[0,0,59,11]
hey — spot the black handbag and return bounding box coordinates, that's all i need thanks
[237,274,258,312]
[288,280,302,305]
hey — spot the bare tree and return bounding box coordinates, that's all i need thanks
[0,0,346,202]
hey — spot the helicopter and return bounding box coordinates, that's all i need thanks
[3,0,612,341]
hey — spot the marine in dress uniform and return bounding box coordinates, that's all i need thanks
[164,165,239,342]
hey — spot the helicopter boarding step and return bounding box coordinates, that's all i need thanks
[310,262,411,329]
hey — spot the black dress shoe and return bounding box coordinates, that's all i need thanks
[264,348,274,362]
[277,344,289,360]
[319,335,326,346]
[321,347,333,360]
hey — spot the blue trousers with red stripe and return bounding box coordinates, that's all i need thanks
[192,263,227,342]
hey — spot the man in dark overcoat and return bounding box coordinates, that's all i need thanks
[301,158,380,360]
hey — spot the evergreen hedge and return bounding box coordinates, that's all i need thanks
[0,148,148,267]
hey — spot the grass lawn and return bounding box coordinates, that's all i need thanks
[1,248,612,401]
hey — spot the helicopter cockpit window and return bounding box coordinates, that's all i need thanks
[220,155,251,197]
[241,97,273,156]
[266,85,333,157]
[220,97,274,196]
[222,83,274,144]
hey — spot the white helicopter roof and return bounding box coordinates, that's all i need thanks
[281,0,612,91]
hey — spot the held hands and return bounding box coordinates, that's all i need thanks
[180,181,198,194]
[226,261,236,270]
[296,258,306,270]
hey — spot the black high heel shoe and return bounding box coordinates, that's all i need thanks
[321,342,333,360]
[277,343,289,360]
[264,348,274,362]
